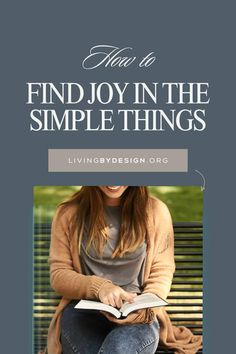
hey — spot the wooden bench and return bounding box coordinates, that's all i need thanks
[34,222,203,354]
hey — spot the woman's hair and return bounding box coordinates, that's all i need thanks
[60,186,149,258]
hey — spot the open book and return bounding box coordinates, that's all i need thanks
[74,292,167,318]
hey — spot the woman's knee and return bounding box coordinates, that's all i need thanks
[98,320,160,354]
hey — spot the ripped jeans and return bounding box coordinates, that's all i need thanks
[61,300,160,354]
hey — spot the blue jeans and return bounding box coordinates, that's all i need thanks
[61,300,160,354]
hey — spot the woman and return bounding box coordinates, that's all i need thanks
[47,186,202,354]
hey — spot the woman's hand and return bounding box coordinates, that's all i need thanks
[98,283,137,308]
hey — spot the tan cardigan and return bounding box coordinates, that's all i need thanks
[47,197,202,354]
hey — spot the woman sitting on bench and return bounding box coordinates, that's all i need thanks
[47,186,202,354]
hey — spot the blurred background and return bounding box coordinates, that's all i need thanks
[34,186,203,222]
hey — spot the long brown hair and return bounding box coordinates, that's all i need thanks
[60,186,149,258]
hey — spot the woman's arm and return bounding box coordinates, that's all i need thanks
[49,206,111,300]
[143,199,175,300]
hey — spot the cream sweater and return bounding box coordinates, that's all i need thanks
[46,197,202,354]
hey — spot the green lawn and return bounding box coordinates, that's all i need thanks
[34,186,202,222]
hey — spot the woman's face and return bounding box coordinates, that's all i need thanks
[98,186,128,206]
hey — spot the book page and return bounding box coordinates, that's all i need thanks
[121,293,168,317]
[74,299,121,318]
